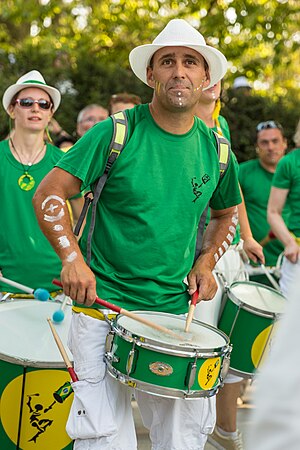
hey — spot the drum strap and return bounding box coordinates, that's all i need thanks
[74,112,231,266]
[72,305,116,321]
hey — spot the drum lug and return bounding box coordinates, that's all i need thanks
[105,331,115,353]
[185,359,197,390]
[126,342,137,376]
[105,332,120,363]
[220,347,232,382]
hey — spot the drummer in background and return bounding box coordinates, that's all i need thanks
[33,19,242,450]
[0,70,83,296]
[267,140,300,297]
[239,121,289,286]
[195,81,264,450]
[108,92,142,114]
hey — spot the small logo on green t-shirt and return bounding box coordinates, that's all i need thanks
[191,174,210,202]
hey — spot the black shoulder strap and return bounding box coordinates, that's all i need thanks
[74,111,128,266]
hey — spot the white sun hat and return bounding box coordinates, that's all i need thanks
[233,76,252,89]
[129,19,228,90]
[2,70,61,112]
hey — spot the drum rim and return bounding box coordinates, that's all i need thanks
[114,311,230,354]
[227,280,285,317]
[0,297,73,365]
[0,352,68,367]
[106,364,219,399]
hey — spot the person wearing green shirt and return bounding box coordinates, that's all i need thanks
[268,147,300,297]
[0,70,84,295]
[239,120,288,286]
[196,80,263,450]
[33,19,241,450]
[0,71,63,294]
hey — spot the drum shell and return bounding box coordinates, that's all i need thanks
[105,312,231,399]
[0,299,73,450]
[218,282,285,377]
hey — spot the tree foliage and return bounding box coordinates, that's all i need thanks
[0,0,299,142]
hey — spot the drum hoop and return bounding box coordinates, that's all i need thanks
[227,366,254,379]
[106,364,219,399]
[230,280,284,297]
[113,312,230,353]
[228,281,284,318]
[0,352,67,368]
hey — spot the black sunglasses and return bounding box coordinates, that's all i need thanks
[256,120,283,132]
[15,97,52,110]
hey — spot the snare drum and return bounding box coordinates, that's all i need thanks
[105,311,231,399]
[0,299,73,450]
[218,281,286,378]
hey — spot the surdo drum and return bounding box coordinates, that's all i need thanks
[218,281,286,377]
[105,311,231,399]
[0,299,73,450]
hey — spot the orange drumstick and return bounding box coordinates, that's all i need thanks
[52,279,185,341]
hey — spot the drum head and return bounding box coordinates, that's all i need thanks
[0,299,72,366]
[117,311,227,350]
[230,281,285,314]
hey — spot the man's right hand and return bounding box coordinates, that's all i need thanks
[60,259,97,306]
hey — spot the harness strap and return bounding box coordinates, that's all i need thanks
[86,111,128,266]
[194,132,231,260]
[212,131,231,179]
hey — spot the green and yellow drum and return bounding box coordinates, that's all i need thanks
[218,281,286,377]
[0,299,73,450]
[105,311,231,399]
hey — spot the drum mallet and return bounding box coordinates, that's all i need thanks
[53,279,186,341]
[52,295,70,323]
[0,276,50,301]
[259,263,281,291]
[47,317,78,382]
[185,291,198,333]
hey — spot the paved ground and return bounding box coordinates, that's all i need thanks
[134,382,255,449]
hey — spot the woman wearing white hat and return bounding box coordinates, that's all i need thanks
[0,70,81,294]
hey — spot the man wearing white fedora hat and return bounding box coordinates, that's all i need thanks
[34,19,241,450]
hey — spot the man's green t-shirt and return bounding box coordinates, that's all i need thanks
[239,158,287,266]
[57,104,241,313]
[0,140,64,292]
[272,148,300,236]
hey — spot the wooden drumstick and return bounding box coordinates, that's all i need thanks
[259,263,281,291]
[47,317,78,382]
[185,291,198,333]
[259,230,276,247]
[52,279,185,341]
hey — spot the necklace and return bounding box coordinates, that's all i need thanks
[10,138,45,191]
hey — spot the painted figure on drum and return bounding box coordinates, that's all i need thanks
[34,19,242,450]
[27,393,54,443]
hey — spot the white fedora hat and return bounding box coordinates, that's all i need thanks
[129,19,228,90]
[2,70,61,112]
[233,76,252,89]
